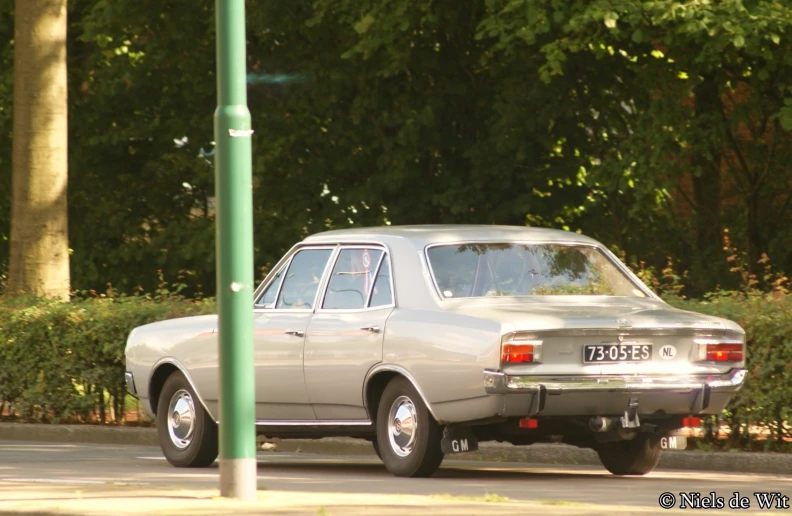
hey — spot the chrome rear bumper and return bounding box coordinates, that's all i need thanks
[483,369,746,417]
[484,369,746,394]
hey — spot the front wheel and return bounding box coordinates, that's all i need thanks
[156,371,218,467]
[376,377,444,477]
[596,434,662,475]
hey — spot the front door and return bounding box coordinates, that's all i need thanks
[304,247,395,420]
[252,246,335,421]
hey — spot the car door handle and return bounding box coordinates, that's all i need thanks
[360,326,380,333]
[284,330,304,337]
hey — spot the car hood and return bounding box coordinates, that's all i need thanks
[442,296,743,334]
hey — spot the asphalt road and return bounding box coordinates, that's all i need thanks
[0,442,790,514]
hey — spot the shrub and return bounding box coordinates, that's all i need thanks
[634,238,792,450]
[0,293,214,424]
[667,290,792,449]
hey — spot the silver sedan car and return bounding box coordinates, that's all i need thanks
[124,225,746,477]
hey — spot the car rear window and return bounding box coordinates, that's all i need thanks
[426,243,648,298]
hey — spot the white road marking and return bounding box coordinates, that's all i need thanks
[136,456,167,460]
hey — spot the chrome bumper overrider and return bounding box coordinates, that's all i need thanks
[484,369,746,395]
[125,371,137,397]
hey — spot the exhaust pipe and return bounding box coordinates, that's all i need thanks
[589,416,613,433]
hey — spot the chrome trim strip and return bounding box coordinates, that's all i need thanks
[314,243,396,313]
[268,259,290,308]
[253,244,339,310]
[501,328,740,338]
[253,242,300,303]
[255,420,372,426]
[364,364,438,421]
[365,251,386,308]
[149,357,216,421]
[483,369,747,395]
[423,240,656,300]
[312,245,341,311]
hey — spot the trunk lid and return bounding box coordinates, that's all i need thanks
[443,296,744,376]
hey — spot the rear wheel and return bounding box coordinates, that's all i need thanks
[376,377,444,477]
[156,371,218,467]
[596,434,662,475]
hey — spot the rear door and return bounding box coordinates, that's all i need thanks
[304,246,395,420]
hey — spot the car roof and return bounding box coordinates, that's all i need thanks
[302,224,600,247]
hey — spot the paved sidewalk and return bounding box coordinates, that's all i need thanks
[0,481,712,515]
[1,422,790,475]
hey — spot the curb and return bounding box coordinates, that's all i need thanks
[1,423,789,475]
[0,422,158,446]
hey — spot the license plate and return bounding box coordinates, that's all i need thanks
[660,434,687,450]
[584,344,651,363]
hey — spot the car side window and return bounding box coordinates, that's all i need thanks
[323,248,383,310]
[256,265,286,308]
[276,248,333,310]
[368,254,393,308]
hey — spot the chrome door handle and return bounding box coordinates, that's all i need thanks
[360,326,380,333]
[284,330,304,337]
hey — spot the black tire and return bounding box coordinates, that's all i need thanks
[376,376,444,477]
[156,371,218,467]
[596,434,662,475]
[372,439,382,460]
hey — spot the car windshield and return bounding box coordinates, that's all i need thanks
[426,243,648,298]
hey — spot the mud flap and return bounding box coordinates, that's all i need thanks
[660,431,688,450]
[441,426,479,455]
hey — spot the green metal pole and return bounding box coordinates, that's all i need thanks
[215,0,256,500]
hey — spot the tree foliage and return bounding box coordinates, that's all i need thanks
[2,0,792,297]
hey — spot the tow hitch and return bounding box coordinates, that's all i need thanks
[620,397,641,429]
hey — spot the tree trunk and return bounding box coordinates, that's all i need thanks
[9,0,70,300]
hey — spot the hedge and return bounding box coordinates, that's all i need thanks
[0,289,789,449]
[0,293,214,424]
[666,290,792,449]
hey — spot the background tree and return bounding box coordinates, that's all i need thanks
[479,0,792,294]
[3,0,792,298]
[7,0,70,300]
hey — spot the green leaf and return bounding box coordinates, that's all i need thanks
[631,28,645,43]
[780,112,792,132]
[733,34,745,48]
[604,11,619,29]
[353,14,375,35]
[770,33,781,45]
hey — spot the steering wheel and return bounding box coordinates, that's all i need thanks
[279,284,318,308]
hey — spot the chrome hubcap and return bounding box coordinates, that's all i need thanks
[168,389,196,449]
[388,396,418,457]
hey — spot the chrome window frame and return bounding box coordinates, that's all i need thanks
[423,240,657,301]
[316,243,396,313]
[253,244,339,313]
[254,261,289,309]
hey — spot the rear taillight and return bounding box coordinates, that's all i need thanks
[501,343,536,363]
[683,416,701,427]
[500,334,542,364]
[694,339,744,362]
